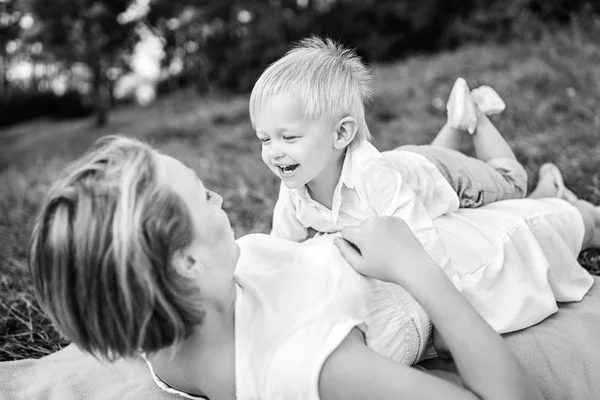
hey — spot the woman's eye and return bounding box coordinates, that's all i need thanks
[206,191,212,201]
[283,136,299,141]
[258,137,270,143]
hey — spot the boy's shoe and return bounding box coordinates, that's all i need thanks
[447,78,507,134]
[446,78,478,134]
[539,163,578,203]
[471,85,506,115]
[529,163,578,203]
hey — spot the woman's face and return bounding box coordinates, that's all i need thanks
[158,154,240,307]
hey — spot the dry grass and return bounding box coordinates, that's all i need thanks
[1,25,600,361]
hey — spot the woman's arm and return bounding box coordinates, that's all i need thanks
[329,216,543,400]
[319,327,482,400]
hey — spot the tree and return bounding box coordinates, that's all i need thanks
[30,0,137,125]
[145,0,296,92]
[0,0,26,101]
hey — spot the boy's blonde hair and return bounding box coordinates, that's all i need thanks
[29,136,204,360]
[250,36,373,143]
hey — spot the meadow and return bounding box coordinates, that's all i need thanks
[1,26,599,361]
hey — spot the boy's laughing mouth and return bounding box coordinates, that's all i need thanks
[278,164,299,177]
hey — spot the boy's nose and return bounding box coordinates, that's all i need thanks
[269,143,285,159]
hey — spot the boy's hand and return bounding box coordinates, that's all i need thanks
[334,216,438,287]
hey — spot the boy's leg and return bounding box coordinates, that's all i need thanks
[430,123,463,151]
[399,145,528,208]
[432,78,517,163]
[430,108,519,162]
[470,107,519,163]
[415,78,527,207]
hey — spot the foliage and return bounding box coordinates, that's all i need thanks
[29,0,138,125]
[2,0,600,127]
[141,0,600,94]
[0,0,28,99]
[0,89,93,127]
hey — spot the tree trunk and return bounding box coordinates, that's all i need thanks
[92,59,110,126]
[0,54,9,101]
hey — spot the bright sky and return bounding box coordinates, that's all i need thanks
[5,0,265,102]
[7,0,162,97]
[117,0,151,24]
[131,25,164,80]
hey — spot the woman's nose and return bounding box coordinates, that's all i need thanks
[214,192,224,207]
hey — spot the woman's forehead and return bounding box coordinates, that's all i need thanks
[157,154,204,192]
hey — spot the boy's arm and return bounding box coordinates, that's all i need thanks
[271,183,309,242]
[361,159,460,287]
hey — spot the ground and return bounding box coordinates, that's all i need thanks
[1,27,599,361]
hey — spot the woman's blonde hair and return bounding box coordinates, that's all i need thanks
[29,136,204,360]
[249,36,373,144]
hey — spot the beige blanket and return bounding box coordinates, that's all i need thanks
[422,277,600,399]
[1,277,599,400]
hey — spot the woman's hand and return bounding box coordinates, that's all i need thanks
[334,216,441,287]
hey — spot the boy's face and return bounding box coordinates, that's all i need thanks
[254,94,337,190]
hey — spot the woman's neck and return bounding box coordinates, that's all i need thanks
[307,150,345,209]
[150,304,236,399]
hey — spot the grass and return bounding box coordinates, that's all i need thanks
[1,25,600,361]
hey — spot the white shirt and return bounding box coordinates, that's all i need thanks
[271,140,461,287]
[234,234,430,399]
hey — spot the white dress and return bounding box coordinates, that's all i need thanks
[437,198,593,333]
[148,198,594,399]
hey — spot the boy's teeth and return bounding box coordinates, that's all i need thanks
[279,164,298,176]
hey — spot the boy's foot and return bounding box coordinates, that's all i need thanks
[447,78,507,135]
[471,86,506,115]
[447,78,479,134]
[528,163,578,202]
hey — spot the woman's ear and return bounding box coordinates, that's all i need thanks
[172,249,206,279]
[333,117,358,150]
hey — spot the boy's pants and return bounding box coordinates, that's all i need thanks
[397,145,528,208]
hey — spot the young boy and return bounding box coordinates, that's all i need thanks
[249,37,527,287]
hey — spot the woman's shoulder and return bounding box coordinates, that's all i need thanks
[259,323,367,399]
[234,234,371,398]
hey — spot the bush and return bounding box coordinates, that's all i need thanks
[443,0,600,46]
[0,90,93,127]
[181,0,600,93]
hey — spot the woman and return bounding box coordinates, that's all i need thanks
[29,136,600,400]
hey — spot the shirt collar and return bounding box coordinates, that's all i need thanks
[339,140,380,189]
[293,140,380,206]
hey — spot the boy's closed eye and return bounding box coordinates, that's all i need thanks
[257,136,270,143]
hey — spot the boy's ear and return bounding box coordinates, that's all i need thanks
[333,117,358,150]
[172,249,206,279]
